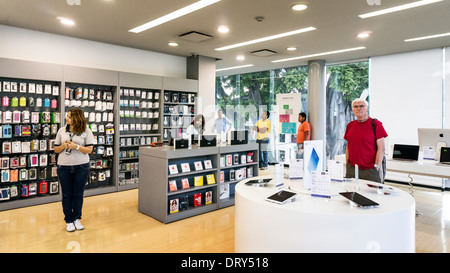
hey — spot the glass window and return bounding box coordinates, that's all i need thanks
[325,61,369,160]
[216,61,369,164]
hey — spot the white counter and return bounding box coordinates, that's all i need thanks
[235,176,415,253]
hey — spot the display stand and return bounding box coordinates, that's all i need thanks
[235,177,415,253]
[118,73,163,190]
[138,143,259,223]
[0,57,199,211]
[161,77,198,142]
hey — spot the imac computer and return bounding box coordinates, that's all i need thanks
[418,128,450,160]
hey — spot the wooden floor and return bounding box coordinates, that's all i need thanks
[1,166,450,253]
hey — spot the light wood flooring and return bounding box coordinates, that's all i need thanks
[1,166,450,253]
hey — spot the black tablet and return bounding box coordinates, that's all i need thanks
[339,192,379,208]
[265,190,297,204]
[245,178,272,185]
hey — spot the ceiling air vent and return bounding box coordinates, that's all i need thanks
[178,31,213,42]
[250,49,277,57]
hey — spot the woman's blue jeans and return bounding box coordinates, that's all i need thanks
[57,163,90,223]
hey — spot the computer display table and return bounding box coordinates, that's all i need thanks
[235,177,415,253]
[386,159,450,190]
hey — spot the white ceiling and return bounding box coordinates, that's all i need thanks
[1,0,450,76]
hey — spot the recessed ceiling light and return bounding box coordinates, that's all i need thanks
[217,25,229,33]
[216,64,254,72]
[236,55,245,61]
[272,47,366,63]
[404,32,450,42]
[359,0,443,19]
[357,32,370,38]
[291,4,307,11]
[215,27,316,51]
[168,42,179,47]
[129,0,221,33]
[57,17,75,26]
[286,47,297,51]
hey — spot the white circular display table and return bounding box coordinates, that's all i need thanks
[235,176,415,253]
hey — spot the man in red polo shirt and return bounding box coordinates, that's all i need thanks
[344,98,387,183]
[296,112,311,159]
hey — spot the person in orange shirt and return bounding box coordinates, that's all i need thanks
[296,112,311,159]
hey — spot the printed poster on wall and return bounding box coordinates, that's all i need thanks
[276,93,302,135]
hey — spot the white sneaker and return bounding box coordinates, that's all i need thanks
[74,219,84,230]
[66,222,76,232]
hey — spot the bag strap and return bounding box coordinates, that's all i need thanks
[372,118,379,156]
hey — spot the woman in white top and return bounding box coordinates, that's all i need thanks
[186,114,205,135]
[54,108,94,232]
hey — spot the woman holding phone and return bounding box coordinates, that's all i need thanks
[54,108,94,232]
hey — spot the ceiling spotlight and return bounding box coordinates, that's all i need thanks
[168,42,179,47]
[57,17,75,26]
[236,55,245,61]
[357,32,370,38]
[217,25,229,33]
[286,47,297,51]
[291,4,308,11]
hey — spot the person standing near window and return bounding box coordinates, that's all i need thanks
[296,112,311,159]
[54,108,94,232]
[214,109,233,134]
[253,110,271,170]
[344,98,387,183]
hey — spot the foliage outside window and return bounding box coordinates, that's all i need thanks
[326,61,369,160]
[216,61,368,162]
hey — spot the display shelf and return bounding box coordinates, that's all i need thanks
[162,90,196,141]
[0,76,62,207]
[217,144,259,208]
[161,77,198,142]
[118,87,161,189]
[64,82,116,190]
[117,73,163,191]
[0,57,198,211]
[138,143,258,223]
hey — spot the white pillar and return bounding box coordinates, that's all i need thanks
[308,60,326,168]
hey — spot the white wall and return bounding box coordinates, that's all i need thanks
[370,48,444,148]
[0,25,186,78]
[370,48,447,187]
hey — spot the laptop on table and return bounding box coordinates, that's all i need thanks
[391,144,420,162]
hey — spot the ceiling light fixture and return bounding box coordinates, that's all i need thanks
[291,4,308,11]
[286,47,297,51]
[404,32,450,42]
[217,25,229,33]
[129,0,221,33]
[168,42,179,47]
[236,55,245,61]
[272,46,366,63]
[359,0,443,19]
[357,32,370,38]
[57,17,75,26]
[216,64,254,72]
[215,26,316,51]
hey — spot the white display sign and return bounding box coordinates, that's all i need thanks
[289,159,303,179]
[311,171,331,198]
[275,163,284,188]
[327,160,344,182]
[303,140,324,190]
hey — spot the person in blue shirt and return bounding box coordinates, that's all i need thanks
[214,109,233,134]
